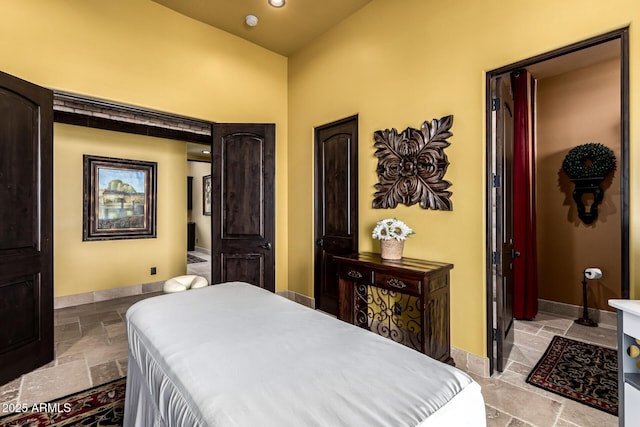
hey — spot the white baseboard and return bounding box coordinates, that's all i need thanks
[54,281,164,309]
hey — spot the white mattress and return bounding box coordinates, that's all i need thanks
[124,282,486,426]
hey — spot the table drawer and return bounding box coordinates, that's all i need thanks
[337,262,373,284]
[374,272,421,295]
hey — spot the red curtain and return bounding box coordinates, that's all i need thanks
[511,71,538,320]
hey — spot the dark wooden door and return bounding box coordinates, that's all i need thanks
[0,71,54,384]
[211,123,275,292]
[493,75,516,372]
[314,116,358,315]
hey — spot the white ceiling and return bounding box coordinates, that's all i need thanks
[152,0,374,56]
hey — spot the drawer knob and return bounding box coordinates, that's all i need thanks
[347,270,363,279]
[387,278,406,289]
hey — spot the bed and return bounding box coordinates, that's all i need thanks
[124,281,486,426]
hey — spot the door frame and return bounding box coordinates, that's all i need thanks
[485,27,630,375]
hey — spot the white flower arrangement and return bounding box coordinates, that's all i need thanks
[372,218,414,241]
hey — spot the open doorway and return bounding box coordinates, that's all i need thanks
[187,143,212,253]
[486,28,629,374]
[187,142,212,283]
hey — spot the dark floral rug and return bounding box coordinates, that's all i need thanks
[0,377,125,426]
[526,335,618,415]
[187,253,207,264]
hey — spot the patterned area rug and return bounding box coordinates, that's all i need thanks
[0,377,125,426]
[526,335,618,416]
[187,253,207,264]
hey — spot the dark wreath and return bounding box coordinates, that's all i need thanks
[562,142,616,180]
[373,116,453,210]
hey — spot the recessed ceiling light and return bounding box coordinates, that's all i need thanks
[245,14,258,27]
[268,0,285,8]
[202,150,211,155]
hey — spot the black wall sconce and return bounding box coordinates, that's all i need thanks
[562,143,616,224]
[570,178,604,225]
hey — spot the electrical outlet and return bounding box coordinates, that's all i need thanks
[150,267,157,275]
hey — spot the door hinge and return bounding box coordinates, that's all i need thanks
[491,98,501,111]
[492,251,499,265]
[492,328,499,341]
[492,174,501,188]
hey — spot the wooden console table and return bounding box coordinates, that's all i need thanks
[335,252,454,365]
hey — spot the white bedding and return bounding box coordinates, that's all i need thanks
[124,282,486,426]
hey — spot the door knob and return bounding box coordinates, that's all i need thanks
[316,238,324,247]
[260,242,272,250]
[511,248,521,258]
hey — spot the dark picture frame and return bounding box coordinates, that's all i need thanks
[203,174,212,216]
[83,155,157,241]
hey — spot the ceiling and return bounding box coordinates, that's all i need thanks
[187,142,212,161]
[152,0,374,56]
[527,39,621,79]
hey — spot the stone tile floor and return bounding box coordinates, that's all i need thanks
[186,250,212,284]
[0,251,210,409]
[0,255,619,427]
[0,291,161,407]
[481,312,618,427]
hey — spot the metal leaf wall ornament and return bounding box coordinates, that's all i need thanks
[373,115,453,210]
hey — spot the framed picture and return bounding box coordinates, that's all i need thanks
[203,174,212,216]
[83,155,157,241]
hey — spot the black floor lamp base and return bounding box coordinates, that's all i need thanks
[575,317,598,327]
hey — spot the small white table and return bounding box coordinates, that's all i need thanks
[609,299,640,426]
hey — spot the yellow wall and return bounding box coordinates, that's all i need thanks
[187,161,213,251]
[54,124,187,296]
[0,0,289,294]
[537,59,621,310]
[288,0,638,356]
[2,0,637,357]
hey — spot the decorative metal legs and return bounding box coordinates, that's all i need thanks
[354,283,422,351]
